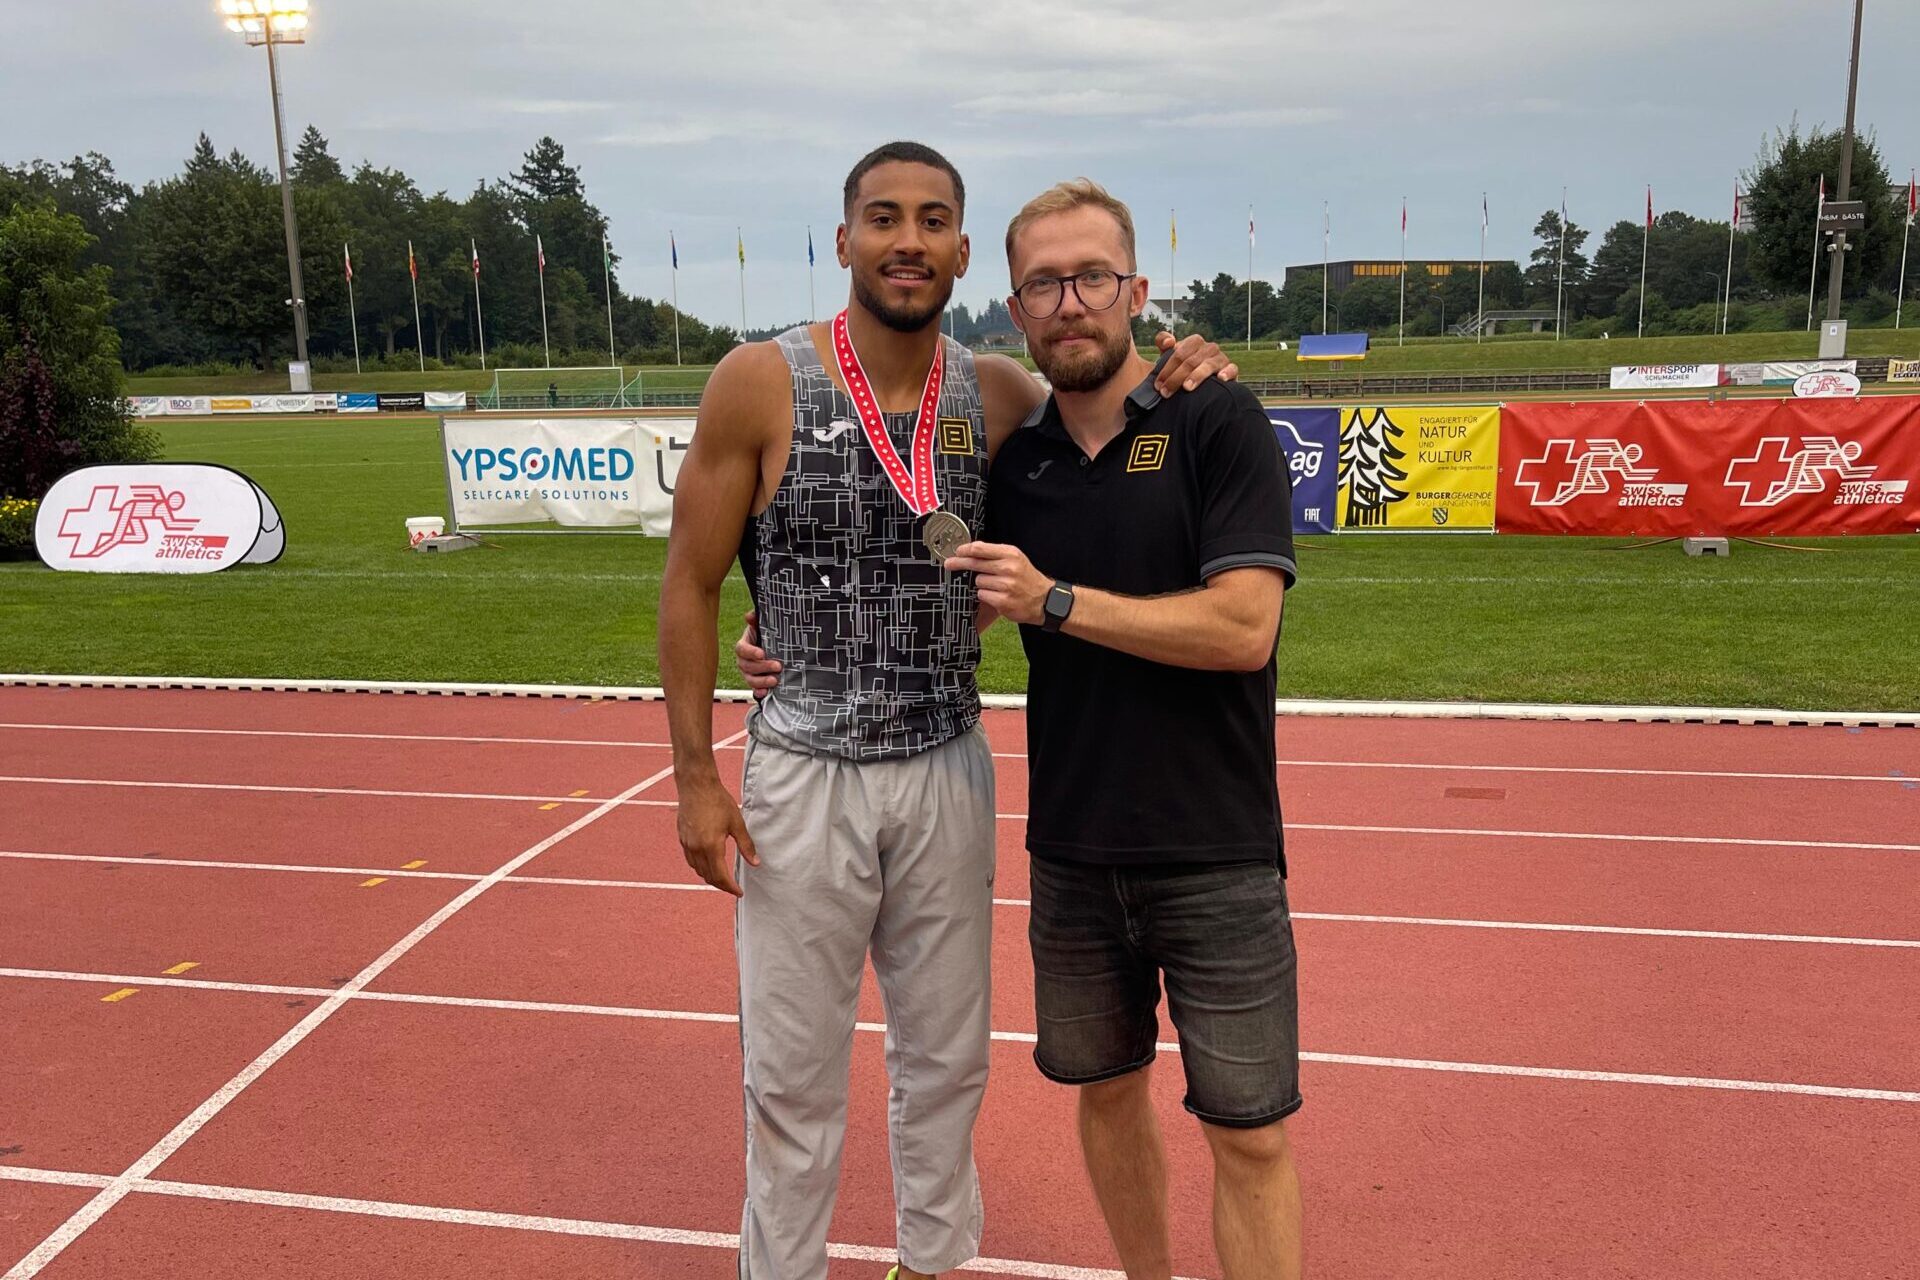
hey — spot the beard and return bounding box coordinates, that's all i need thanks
[1033,323,1134,392]
[850,267,954,334]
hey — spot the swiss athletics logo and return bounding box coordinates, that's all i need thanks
[1724,437,1906,508]
[56,484,228,560]
[1512,439,1687,508]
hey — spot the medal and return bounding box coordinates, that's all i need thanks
[830,309,947,517]
[922,510,970,565]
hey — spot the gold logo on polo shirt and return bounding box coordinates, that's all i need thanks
[937,417,973,455]
[1126,435,1170,472]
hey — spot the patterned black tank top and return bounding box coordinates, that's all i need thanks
[737,324,987,760]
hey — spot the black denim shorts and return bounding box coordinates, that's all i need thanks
[1027,855,1302,1128]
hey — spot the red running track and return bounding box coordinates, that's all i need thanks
[1,685,1917,1278]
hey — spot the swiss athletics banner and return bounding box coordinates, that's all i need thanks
[1497,399,1920,537]
[442,416,694,533]
[1266,408,1340,533]
[35,464,285,573]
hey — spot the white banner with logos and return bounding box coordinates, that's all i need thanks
[1761,359,1857,386]
[34,464,285,574]
[441,417,695,532]
[425,391,469,410]
[1890,359,1920,384]
[1608,364,1725,391]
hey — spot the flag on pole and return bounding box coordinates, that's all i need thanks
[1646,186,1654,229]
[1733,184,1741,227]
[1248,208,1255,248]
[471,239,481,279]
[408,241,417,281]
[671,231,679,270]
[738,231,746,266]
[1402,199,1408,237]
[808,227,815,266]
[344,243,353,282]
[537,234,546,275]
[1908,170,1917,226]
[1169,212,1177,253]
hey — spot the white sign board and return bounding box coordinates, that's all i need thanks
[1793,370,1862,399]
[1608,364,1725,391]
[35,464,286,573]
[441,417,696,533]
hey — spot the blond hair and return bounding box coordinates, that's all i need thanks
[1005,178,1137,277]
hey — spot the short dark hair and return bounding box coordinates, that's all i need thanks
[843,141,965,221]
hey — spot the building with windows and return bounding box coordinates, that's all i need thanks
[1283,259,1510,293]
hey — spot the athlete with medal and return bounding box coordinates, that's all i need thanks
[660,142,1236,1280]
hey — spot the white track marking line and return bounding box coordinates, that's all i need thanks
[0,776,611,805]
[1,967,1913,1104]
[1282,821,1920,853]
[0,1169,1178,1280]
[0,730,744,1280]
[11,722,1917,785]
[8,850,1916,949]
[0,722,677,749]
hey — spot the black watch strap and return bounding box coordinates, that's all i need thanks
[1042,580,1076,632]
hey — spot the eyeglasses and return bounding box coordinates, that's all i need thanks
[1013,269,1136,319]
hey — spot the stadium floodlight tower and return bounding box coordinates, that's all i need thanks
[220,0,313,389]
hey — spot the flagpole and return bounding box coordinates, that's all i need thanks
[602,234,617,368]
[1554,189,1566,342]
[1246,205,1254,350]
[1169,208,1177,334]
[1807,179,1825,332]
[1321,201,1329,335]
[1637,187,1650,340]
[1477,193,1486,344]
[407,239,424,373]
[1897,173,1914,330]
[1398,197,1407,347]
[471,239,487,372]
[344,244,361,374]
[536,235,551,369]
[670,231,682,366]
[1722,183,1738,336]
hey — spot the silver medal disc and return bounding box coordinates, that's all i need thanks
[922,511,970,565]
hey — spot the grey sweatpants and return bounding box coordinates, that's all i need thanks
[735,717,997,1280]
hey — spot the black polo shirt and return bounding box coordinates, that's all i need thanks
[984,369,1296,869]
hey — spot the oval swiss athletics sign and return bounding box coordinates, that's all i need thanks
[1793,370,1862,399]
[34,463,286,573]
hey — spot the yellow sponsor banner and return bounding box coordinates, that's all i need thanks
[1889,358,1920,384]
[1336,404,1500,531]
[209,397,255,412]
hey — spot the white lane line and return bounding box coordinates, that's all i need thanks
[0,776,608,805]
[0,1169,1173,1280]
[0,730,744,1280]
[0,722,676,749]
[2,966,1913,1105]
[9,850,1915,950]
[11,722,1915,786]
[1284,821,1920,854]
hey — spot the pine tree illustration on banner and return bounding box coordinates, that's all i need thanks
[1339,408,1411,528]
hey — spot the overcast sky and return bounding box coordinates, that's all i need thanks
[5,1,1916,330]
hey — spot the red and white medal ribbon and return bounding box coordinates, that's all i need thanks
[831,308,946,516]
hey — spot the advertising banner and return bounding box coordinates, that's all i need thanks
[424,391,469,410]
[378,392,427,412]
[1761,359,1856,386]
[443,417,694,531]
[339,392,379,413]
[1266,408,1340,533]
[1497,400,1920,537]
[1886,359,1920,384]
[164,396,211,416]
[34,464,286,573]
[207,397,258,414]
[310,393,338,413]
[128,397,167,417]
[1336,405,1499,531]
[1793,370,1862,398]
[1609,364,1725,391]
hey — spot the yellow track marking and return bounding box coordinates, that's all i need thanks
[101,988,139,1003]
[400,860,428,870]
[162,962,199,976]
[359,877,388,888]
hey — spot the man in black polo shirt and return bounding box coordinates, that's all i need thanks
[947,179,1301,1280]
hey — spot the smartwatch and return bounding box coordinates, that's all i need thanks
[1042,581,1076,633]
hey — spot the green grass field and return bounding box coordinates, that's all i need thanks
[6,418,1918,709]
[121,328,1920,397]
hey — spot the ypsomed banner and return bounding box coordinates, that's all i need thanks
[35,464,286,573]
[443,416,679,529]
